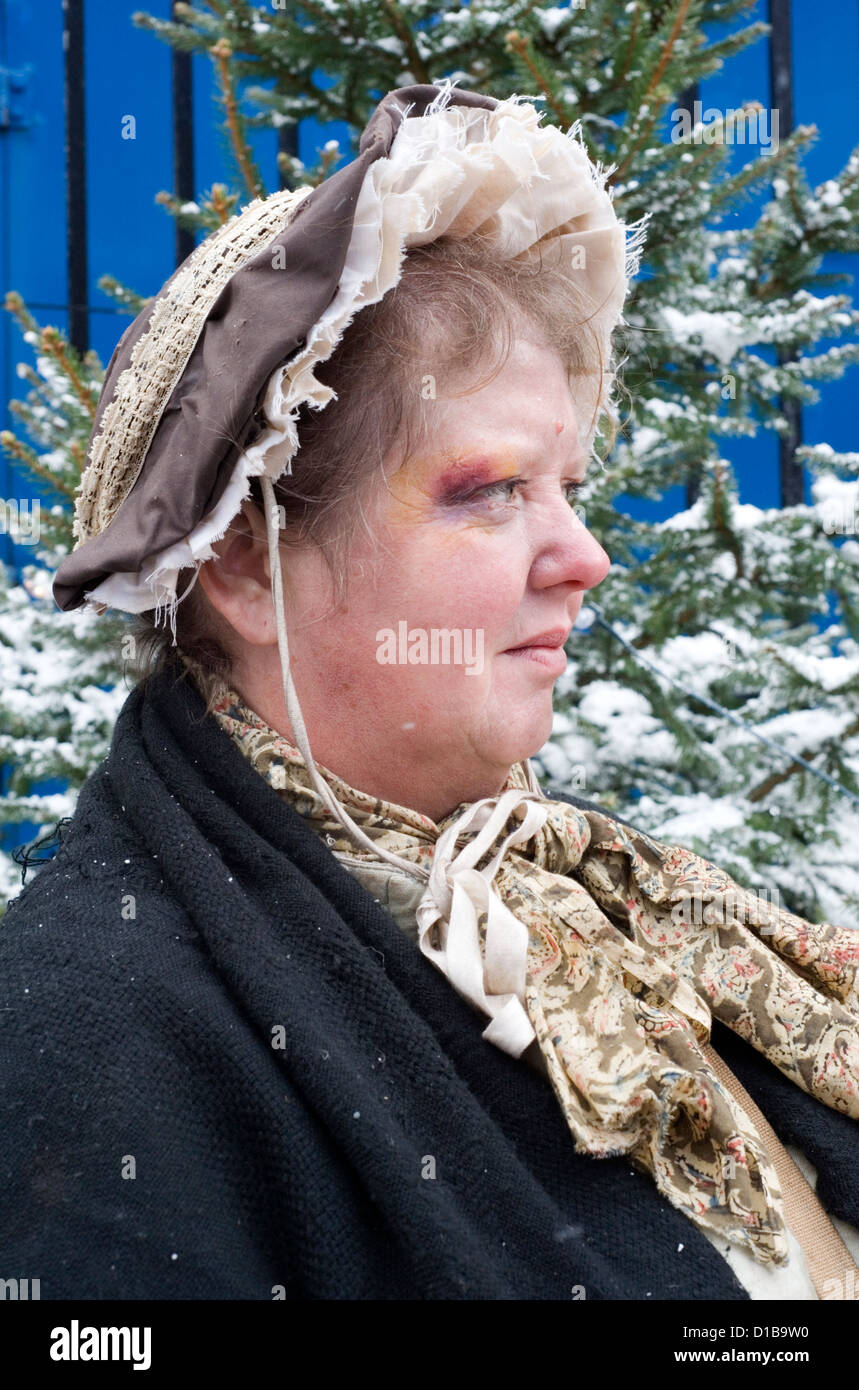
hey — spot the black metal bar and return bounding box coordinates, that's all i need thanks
[172,0,196,268]
[62,0,87,355]
[768,0,803,507]
[278,121,300,192]
[768,0,794,136]
[677,82,699,119]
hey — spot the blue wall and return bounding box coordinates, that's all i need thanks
[1,0,856,543]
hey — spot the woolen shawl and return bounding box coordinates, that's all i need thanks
[0,658,794,1301]
[196,670,859,1271]
[5,661,859,1299]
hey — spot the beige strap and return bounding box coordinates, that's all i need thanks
[703,1042,859,1299]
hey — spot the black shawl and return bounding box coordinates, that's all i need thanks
[2,660,857,1300]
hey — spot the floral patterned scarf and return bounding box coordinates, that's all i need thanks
[188,661,859,1270]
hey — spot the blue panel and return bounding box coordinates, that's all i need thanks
[695,2,779,509]
[1,0,68,568]
[193,29,283,208]
[85,0,174,371]
[792,0,859,468]
[792,0,859,185]
[700,0,774,231]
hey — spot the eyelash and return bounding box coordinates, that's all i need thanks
[462,478,585,505]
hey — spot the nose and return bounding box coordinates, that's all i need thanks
[528,497,611,593]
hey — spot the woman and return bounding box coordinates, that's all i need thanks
[3,81,859,1302]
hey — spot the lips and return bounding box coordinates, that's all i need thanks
[500,627,571,676]
[503,627,572,652]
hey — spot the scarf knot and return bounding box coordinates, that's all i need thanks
[201,671,859,1268]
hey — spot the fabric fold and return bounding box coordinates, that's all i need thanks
[195,663,859,1270]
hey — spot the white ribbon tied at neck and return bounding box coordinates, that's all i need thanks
[414,781,714,1062]
[415,787,552,1058]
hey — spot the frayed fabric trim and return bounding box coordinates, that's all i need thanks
[83,80,643,621]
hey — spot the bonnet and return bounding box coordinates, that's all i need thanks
[52,77,640,874]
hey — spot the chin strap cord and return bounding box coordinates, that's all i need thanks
[261,475,430,881]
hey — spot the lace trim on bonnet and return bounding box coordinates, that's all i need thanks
[79,79,647,634]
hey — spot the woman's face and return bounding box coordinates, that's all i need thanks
[267,336,611,819]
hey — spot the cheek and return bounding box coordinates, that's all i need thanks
[384,526,526,636]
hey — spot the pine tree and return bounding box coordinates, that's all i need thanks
[3,0,859,925]
[0,294,129,906]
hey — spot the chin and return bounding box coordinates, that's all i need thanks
[492,702,555,769]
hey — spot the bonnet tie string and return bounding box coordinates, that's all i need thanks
[414,786,713,1057]
[261,474,431,881]
[415,789,550,1056]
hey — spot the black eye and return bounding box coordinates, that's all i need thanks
[476,480,521,502]
[443,478,522,507]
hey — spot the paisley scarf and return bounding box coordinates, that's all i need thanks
[189,663,859,1269]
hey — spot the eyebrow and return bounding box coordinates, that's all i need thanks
[433,458,514,495]
[439,452,588,483]
[430,455,589,508]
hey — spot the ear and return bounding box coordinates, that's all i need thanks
[196,499,278,647]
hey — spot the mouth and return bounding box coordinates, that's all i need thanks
[500,627,572,675]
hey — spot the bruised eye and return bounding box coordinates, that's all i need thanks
[475,478,581,505]
[440,477,523,509]
[475,478,588,505]
[442,476,586,508]
[476,479,522,503]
